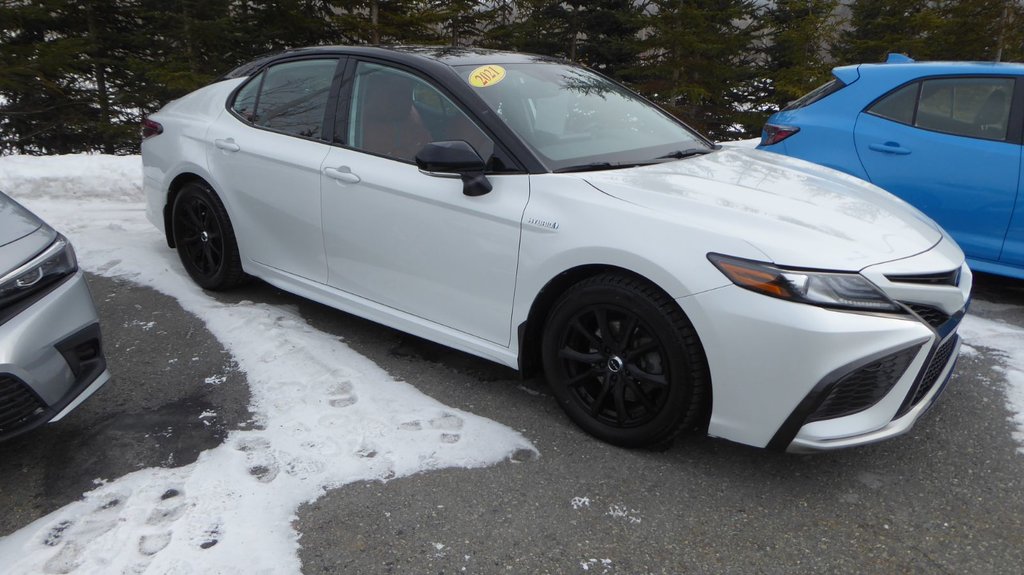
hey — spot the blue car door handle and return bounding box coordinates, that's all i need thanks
[868,142,912,155]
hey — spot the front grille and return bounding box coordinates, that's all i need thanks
[0,375,47,435]
[906,303,952,330]
[806,346,920,423]
[909,335,958,409]
[886,269,960,286]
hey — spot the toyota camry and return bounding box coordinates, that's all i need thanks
[142,47,971,452]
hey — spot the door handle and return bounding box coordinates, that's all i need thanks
[214,138,240,152]
[323,166,361,184]
[868,142,911,155]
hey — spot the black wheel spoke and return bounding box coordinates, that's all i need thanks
[617,315,639,351]
[559,347,602,365]
[625,379,656,413]
[594,308,612,348]
[624,340,659,361]
[185,205,204,228]
[613,379,628,424]
[590,372,613,417]
[626,364,667,386]
[203,246,216,271]
[570,318,602,349]
[565,368,598,389]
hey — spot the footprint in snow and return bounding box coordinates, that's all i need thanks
[327,379,358,408]
[399,412,465,443]
[40,485,188,573]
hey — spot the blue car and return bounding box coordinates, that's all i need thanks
[758,55,1024,280]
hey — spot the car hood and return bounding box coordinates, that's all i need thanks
[0,192,44,248]
[580,147,944,271]
[0,192,56,276]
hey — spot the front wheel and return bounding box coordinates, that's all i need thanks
[541,274,709,447]
[171,182,245,290]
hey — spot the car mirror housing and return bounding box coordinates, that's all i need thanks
[415,140,493,197]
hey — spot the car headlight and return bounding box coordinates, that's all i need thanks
[707,253,900,312]
[0,235,78,311]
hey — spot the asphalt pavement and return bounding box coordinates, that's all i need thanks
[1,272,1022,574]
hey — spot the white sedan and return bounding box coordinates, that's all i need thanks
[142,47,970,452]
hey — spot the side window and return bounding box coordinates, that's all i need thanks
[231,73,262,122]
[346,62,493,163]
[915,77,1014,141]
[252,59,338,139]
[868,82,918,125]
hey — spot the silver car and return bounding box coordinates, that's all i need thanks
[0,191,110,441]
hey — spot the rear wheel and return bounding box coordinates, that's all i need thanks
[171,182,245,290]
[541,273,709,447]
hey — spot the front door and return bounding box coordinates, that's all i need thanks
[321,61,529,346]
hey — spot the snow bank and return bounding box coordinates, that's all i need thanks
[0,153,142,201]
[0,154,535,574]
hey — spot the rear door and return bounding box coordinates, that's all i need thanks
[854,76,1022,262]
[205,57,344,283]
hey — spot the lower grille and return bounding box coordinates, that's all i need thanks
[806,346,920,423]
[908,335,958,410]
[0,375,47,435]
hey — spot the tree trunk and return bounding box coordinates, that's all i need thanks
[371,0,379,44]
[86,1,113,154]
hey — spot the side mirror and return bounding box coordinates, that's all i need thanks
[415,140,493,197]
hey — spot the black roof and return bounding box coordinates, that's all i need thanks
[222,45,562,79]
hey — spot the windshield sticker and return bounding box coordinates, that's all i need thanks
[468,65,506,88]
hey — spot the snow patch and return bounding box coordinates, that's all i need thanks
[0,154,535,573]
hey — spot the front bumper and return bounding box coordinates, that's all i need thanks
[679,251,971,452]
[0,270,110,441]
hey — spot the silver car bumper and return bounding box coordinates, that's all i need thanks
[0,270,110,441]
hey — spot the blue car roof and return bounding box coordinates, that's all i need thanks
[842,60,1024,80]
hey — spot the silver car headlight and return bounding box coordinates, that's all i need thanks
[708,253,900,312]
[0,235,78,310]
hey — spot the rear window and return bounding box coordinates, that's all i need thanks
[783,79,846,111]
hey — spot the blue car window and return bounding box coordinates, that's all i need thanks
[783,79,846,111]
[916,78,1014,141]
[867,82,918,125]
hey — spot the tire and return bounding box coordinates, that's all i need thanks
[541,273,709,448]
[171,181,246,291]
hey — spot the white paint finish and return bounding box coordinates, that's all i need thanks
[204,110,331,284]
[680,285,934,448]
[582,147,943,271]
[321,147,529,346]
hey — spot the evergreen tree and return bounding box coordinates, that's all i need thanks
[640,0,763,139]
[836,0,940,63]
[930,0,1024,61]
[329,0,438,44]
[484,0,646,82]
[763,0,840,109]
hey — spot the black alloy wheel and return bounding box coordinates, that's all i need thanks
[542,274,709,447]
[171,182,245,290]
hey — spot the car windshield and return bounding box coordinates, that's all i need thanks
[455,62,710,171]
